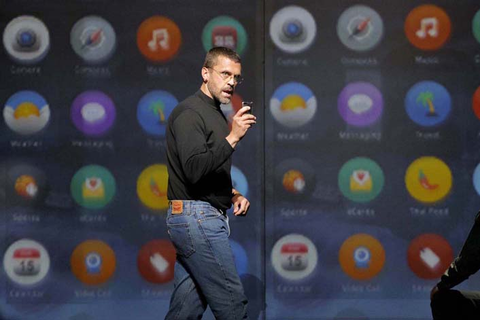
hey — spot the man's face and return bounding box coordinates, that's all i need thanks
[205,56,242,104]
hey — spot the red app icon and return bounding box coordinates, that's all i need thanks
[212,26,237,50]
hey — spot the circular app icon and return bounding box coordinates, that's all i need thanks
[137,16,182,62]
[3,16,50,64]
[137,90,178,136]
[221,93,243,130]
[230,240,248,276]
[474,10,480,44]
[3,239,50,286]
[269,6,316,54]
[71,91,116,136]
[405,157,452,204]
[137,164,169,211]
[70,16,116,63]
[4,91,50,135]
[6,164,47,206]
[202,16,248,55]
[337,5,384,52]
[271,234,318,281]
[338,157,384,203]
[408,234,453,279]
[71,240,116,285]
[338,82,383,127]
[137,239,176,284]
[231,165,249,198]
[472,86,480,120]
[270,82,317,128]
[471,163,480,196]
[405,81,451,127]
[275,158,315,199]
[71,165,116,209]
[405,5,451,51]
[339,234,385,281]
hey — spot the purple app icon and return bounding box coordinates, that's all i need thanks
[71,91,116,136]
[338,82,383,127]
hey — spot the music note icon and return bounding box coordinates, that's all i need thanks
[416,17,438,39]
[148,28,170,51]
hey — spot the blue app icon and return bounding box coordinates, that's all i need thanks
[472,163,480,196]
[353,246,371,269]
[405,81,451,127]
[230,240,248,276]
[231,165,248,198]
[85,252,102,274]
[137,90,178,136]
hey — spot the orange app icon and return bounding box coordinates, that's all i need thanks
[70,240,116,286]
[339,234,385,281]
[404,5,451,51]
[137,16,182,62]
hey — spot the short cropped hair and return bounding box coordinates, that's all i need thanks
[203,47,241,68]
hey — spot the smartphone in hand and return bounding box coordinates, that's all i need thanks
[242,101,253,114]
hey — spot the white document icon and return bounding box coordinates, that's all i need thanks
[420,247,440,270]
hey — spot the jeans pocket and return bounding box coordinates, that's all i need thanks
[167,223,196,258]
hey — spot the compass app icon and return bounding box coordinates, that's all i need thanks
[71,16,116,63]
[405,81,451,127]
[337,5,384,52]
[3,16,50,64]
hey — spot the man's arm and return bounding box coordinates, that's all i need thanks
[433,212,480,296]
[173,109,234,184]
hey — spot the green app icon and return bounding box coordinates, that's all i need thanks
[71,165,116,209]
[338,157,384,203]
[473,10,480,44]
[202,16,247,55]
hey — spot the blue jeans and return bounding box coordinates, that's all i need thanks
[165,200,248,320]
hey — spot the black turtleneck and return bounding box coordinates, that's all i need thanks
[166,90,235,211]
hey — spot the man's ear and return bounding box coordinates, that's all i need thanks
[201,67,209,83]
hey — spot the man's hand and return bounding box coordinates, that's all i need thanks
[226,106,256,149]
[430,285,440,300]
[232,193,250,216]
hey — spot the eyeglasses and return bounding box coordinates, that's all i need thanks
[208,67,243,84]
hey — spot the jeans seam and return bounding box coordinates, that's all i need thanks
[197,217,237,320]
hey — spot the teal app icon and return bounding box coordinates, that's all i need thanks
[338,157,384,203]
[71,165,116,209]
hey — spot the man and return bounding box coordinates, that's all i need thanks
[165,47,256,320]
[430,212,480,319]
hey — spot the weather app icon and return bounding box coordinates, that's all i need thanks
[337,5,384,52]
[202,16,248,55]
[269,6,316,53]
[71,91,116,136]
[405,81,451,127]
[70,16,116,63]
[3,16,50,64]
[270,82,317,128]
[137,90,178,136]
[338,82,383,127]
[4,91,50,135]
